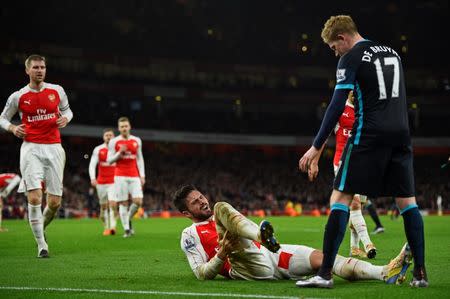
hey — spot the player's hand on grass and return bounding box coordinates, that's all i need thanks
[308,162,319,182]
[90,179,97,187]
[299,146,320,173]
[10,124,26,138]
[56,116,69,128]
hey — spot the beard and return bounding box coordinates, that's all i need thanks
[192,209,213,221]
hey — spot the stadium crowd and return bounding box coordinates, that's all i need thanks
[2,138,449,220]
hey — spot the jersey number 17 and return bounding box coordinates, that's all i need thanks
[374,57,400,100]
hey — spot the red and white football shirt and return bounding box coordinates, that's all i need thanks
[107,135,145,178]
[181,219,232,278]
[89,144,116,184]
[334,102,355,166]
[0,83,72,144]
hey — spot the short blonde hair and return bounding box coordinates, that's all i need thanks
[118,116,130,124]
[321,15,358,44]
[25,54,46,69]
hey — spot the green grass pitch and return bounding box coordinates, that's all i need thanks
[0,215,448,298]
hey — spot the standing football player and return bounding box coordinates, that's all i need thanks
[0,55,73,257]
[89,128,117,235]
[107,117,145,237]
[299,15,427,287]
[306,91,377,259]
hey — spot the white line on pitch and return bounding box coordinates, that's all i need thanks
[0,286,332,299]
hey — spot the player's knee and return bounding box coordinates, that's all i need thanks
[47,195,62,210]
[27,189,42,205]
[309,250,323,271]
[133,198,143,206]
[213,202,229,214]
[48,201,61,210]
[350,195,362,210]
[350,201,361,211]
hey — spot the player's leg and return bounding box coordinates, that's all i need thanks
[366,199,384,234]
[128,177,144,234]
[389,145,427,287]
[349,197,362,257]
[296,190,352,288]
[214,201,280,252]
[100,202,110,235]
[214,201,259,241]
[43,194,61,229]
[296,244,411,284]
[349,223,361,257]
[96,185,110,235]
[396,196,427,286]
[114,177,131,236]
[107,184,117,234]
[118,202,130,237]
[128,197,142,231]
[43,143,65,229]
[0,198,6,232]
[214,202,280,251]
[349,195,376,258]
[27,189,49,257]
[108,200,117,235]
[319,190,352,279]
[20,143,48,257]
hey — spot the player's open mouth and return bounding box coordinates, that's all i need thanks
[201,205,209,211]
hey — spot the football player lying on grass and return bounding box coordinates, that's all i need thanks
[173,185,411,287]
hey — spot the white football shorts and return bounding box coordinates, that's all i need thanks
[18,141,66,196]
[272,244,315,279]
[114,176,143,202]
[96,183,115,204]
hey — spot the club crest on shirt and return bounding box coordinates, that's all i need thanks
[48,94,56,102]
[336,69,346,82]
[184,236,196,250]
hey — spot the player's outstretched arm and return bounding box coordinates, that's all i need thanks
[299,88,349,173]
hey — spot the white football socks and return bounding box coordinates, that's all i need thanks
[350,209,372,250]
[350,224,360,249]
[28,204,48,250]
[119,204,130,230]
[43,206,57,229]
[101,208,109,229]
[128,203,139,220]
[109,206,117,229]
[214,202,259,241]
[333,255,384,280]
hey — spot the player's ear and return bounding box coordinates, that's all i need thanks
[337,34,345,41]
[182,210,192,218]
